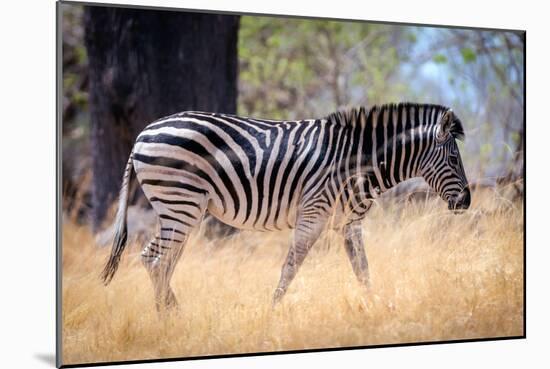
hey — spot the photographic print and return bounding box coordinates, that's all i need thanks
[58,1,525,366]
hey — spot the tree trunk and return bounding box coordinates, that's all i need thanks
[84,6,239,231]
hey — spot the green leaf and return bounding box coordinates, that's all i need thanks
[480,143,493,157]
[433,54,447,64]
[460,47,477,63]
[75,46,87,64]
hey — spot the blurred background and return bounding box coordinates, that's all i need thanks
[61,3,524,235]
[59,4,525,363]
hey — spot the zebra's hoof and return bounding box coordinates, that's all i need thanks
[359,279,372,295]
[272,288,285,306]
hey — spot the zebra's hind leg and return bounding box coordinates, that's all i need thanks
[272,214,327,305]
[343,221,371,290]
[141,201,206,311]
[141,226,186,311]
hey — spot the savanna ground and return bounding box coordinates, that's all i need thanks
[61,187,523,365]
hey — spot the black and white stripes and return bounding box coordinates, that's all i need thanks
[102,102,470,309]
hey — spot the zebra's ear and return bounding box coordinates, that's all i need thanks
[436,109,454,143]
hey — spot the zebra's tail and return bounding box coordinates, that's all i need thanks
[101,153,134,285]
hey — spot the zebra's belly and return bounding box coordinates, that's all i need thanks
[206,194,298,232]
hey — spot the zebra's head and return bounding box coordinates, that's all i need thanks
[421,108,470,212]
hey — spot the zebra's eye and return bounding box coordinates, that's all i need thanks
[449,155,459,166]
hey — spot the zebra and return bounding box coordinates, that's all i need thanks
[100,102,470,310]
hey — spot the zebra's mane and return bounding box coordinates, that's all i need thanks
[326,102,465,141]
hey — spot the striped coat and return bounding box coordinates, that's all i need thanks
[102,103,470,309]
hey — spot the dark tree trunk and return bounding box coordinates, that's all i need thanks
[84,6,239,231]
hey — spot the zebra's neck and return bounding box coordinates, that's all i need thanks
[329,103,446,199]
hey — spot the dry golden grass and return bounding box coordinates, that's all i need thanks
[61,188,524,365]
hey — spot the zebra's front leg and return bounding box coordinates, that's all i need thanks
[273,215,327,305]
[343,221,371,290]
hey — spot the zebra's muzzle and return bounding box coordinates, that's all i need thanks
[448,187,471,212]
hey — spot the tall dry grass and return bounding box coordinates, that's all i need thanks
[61,188,523,365]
